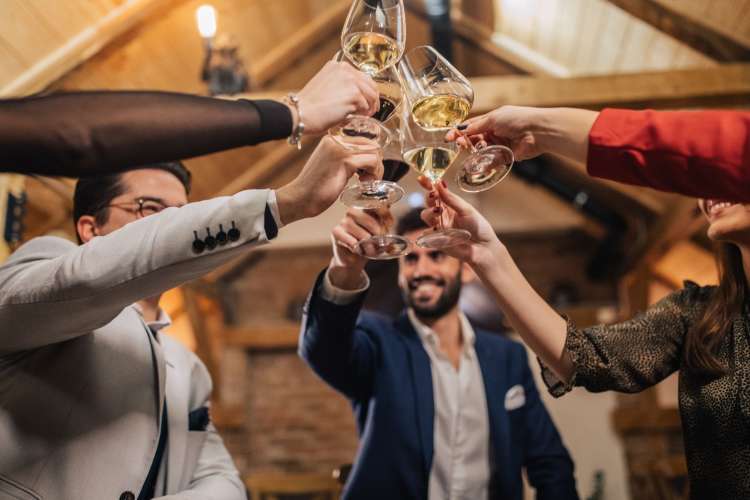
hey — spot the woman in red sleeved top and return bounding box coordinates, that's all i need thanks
[438,106,750,498]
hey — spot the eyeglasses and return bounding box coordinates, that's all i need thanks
[102,197,173,219]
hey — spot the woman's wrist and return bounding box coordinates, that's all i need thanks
[470,239,510,277]
[533,107,598,163]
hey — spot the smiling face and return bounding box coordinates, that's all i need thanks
[397,229,473,319]
[698,199,750,245]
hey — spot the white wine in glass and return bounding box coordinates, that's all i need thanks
[399,46,473,131]
[341,0,405,75]
[400,109,471,249]
[343,32,401,75]
[411,94,471,131]
[403,146,458,182]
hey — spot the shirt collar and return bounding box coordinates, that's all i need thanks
[132,303,173,333]
[407,308,476,353]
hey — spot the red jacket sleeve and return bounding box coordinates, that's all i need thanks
[587,108,750,201]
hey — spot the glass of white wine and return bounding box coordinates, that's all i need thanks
[400,45,514,192]
[331,0,406,155]
[400,105,471,249]
[337,57,407,209]
[353,109,411,260]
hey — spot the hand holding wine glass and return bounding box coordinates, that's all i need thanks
[417,176,502,268]
[444,106,545,161]
[276,136,384,224]
[399,46,514,193]
[296,60,379,135]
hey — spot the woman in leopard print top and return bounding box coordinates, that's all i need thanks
[420,184,750,499]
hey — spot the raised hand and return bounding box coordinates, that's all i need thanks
[329,208,393,289]
[276,136,384,224]
[444,106,542,161]
[417,176,500,267]
[297,61,380,135]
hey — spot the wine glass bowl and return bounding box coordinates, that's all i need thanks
[399,46,474,132]
[399,103,471,249]
[455,144,514,192]
[341,0,406,76]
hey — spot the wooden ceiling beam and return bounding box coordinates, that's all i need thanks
[240,64,750,118]
[604,0,750,62]
[470,64,750,113]
[0,0,183,97]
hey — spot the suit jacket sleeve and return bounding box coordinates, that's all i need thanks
[156,356,245,500]
[0,91,291,176]
[587,108,750,201]
[0,189,276,353]
[298,269,378,401]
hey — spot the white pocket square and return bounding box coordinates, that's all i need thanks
[505,384,526,411]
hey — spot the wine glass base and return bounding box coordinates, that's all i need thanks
[456,145,514,193]
[416,228,471,249]
[339,180,404,209]
[357,234,411,260]
[329,116,390,151]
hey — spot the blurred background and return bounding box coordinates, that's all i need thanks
[2,0,748,498]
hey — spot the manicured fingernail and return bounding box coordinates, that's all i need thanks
[433,207,442,213]
[457,124,468,130]
[440,180,447,188]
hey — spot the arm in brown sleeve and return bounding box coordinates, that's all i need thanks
[539,283,710,397]
[0,91,291,177]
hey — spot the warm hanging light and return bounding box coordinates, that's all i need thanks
[196,5,217,39]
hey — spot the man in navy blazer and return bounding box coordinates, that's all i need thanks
[300,207,578,500]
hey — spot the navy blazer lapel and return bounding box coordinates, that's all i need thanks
[474,333,511,492]
[396,313,434,478]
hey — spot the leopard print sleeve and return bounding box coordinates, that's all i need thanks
[539,283,710,397]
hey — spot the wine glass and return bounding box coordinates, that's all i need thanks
[399,45,514,192]
[330,0,405,150]
[399,102,471,249]
[335,52,406,209]
[341,0,405,76]
[354,108,411,260]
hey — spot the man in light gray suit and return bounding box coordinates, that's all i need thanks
[0,132,383,500]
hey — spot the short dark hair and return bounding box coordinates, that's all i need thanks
[396,207,429,236]
[73,162,192,237]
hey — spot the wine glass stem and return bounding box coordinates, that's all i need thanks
[434,187,444,230]
[456,128,479,154]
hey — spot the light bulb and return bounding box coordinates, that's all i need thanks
[196,5,217,39]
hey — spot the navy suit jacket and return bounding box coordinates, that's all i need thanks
[300,272,578,500]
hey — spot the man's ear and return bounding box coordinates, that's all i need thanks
[461,262,477,284]
[76,215,99,243]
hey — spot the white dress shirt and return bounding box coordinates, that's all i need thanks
[321,271,492,500]
[132,303,173,496]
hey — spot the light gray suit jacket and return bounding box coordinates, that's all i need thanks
[0,189,276,500]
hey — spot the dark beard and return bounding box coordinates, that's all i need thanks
[402,270,462,319]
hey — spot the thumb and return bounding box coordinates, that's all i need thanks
[436,182,474,216]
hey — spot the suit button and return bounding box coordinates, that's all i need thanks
[119,491,135,500]
[192,231,205,254]
[216,224,228,246]
[228,221,240,242]
[204,227,217,250]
